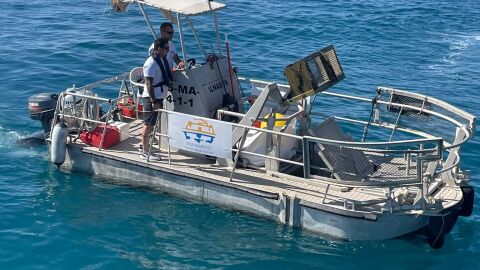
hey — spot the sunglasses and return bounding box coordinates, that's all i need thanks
[164,31,174,34]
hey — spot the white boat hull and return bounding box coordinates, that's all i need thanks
[60,143,430,241]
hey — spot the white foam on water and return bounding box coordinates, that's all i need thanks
[0,129,22,146]
[0,127,46,158]
[449,39,469,51]
[427,32,480,77]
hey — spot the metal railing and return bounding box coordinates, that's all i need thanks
[49,73,140,150]
[215,107,442,186]
[48,73,475,213]
[239,78,475,185]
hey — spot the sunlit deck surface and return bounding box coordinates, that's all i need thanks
[75,120,459,213]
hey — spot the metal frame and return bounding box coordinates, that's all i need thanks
[48,72,475,215]
[136,1,224,68]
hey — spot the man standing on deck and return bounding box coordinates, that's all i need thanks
[140,37,172,160]
[149,22,185,70]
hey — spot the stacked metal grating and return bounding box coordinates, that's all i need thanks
[284,45,345,104]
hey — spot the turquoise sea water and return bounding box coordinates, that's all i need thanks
[1,0,479,269]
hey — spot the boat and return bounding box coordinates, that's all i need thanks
[26,0,476,249]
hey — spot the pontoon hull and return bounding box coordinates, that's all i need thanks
[59,143,434,241]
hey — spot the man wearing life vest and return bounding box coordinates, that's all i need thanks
[148,22,185,70]
[140,37,172,160]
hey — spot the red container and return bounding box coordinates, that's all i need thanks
[120,105,135,117]
[80,124,120,149]
[118,97,143,118]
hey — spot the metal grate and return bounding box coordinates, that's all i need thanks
[309,137,440,185]
[284,45,344,104]
[379,91,464,145]
[308,117,441,184]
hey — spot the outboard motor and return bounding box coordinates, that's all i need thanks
[28,93,58,135]
[18,93,59,146]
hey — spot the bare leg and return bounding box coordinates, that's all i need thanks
[141,124,153,154]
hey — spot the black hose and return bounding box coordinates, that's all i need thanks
[361,89,381,142]
[214,55,229,96]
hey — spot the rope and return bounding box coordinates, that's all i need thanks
[432,215,445,247]
[361,89,381,142]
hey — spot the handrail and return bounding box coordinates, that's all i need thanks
[51,73,473,201]
[231,148,305,167]
[61,92,110,102]
[216,109,244,119]
[442,126,471,150]
[319,88,475,131]
[238,77,475,126]
[319,92,471,132]
[70,73,129,92]
[157,108,442,186]
[218,110,440,154]
[56,76,455,152]
[50,76,136,151]
[61,92,131,103]
[303,135,442,150]
[238,77,474,146]
[379,86,477,123]
[308,113,468,148]
[436,152,460,174]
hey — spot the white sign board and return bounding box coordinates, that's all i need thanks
[167,113,232,160]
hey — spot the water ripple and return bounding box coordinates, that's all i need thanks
[1,0,479,269]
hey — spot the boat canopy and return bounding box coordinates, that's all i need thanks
[119,0,226,16]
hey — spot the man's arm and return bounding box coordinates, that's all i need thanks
[174,53,185,69]
[145,77,160,109]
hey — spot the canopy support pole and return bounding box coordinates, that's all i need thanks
[138,3,157,39]
[177,13,188,67]
[207,0,222,57]
[187,17,208,60]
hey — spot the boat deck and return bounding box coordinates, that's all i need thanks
[71,120,460,215]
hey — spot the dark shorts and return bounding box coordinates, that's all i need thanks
[142,97,163,126]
